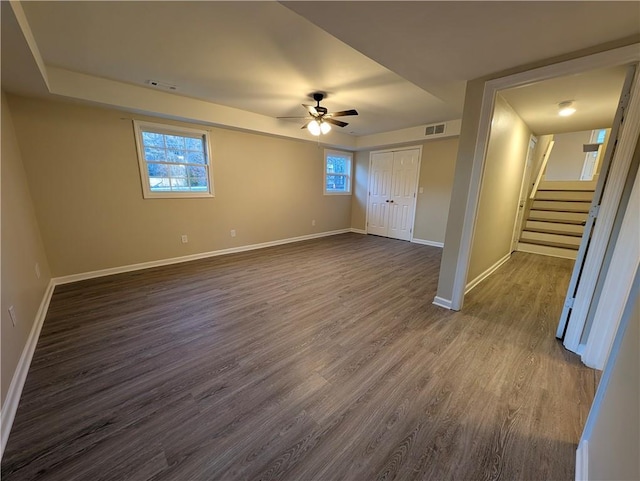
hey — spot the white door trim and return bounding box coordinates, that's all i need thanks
[449,43,640,311]
[365,145,422,240]
[581,155,640,369]
[561,66,640,352]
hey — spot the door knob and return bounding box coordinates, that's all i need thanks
[385,199,389,203]
[389,200,394,203]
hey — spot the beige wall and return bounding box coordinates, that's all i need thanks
[7,95,352,277]
[529,134,553,192]
[545,130,592,180]
[350,150,369,231]
[350,138,458,244]
[585,277,639,481]
[468,95,531,283]
[413,138,458,243]
[1,92,52,405]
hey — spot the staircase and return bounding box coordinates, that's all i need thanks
[517,181,596,260]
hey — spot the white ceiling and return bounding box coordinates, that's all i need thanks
[2,1,640,141]
[500,65,629,135]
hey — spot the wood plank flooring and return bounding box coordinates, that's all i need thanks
[1,233,596,480]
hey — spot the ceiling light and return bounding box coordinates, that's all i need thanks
[558,101,576,117]
[307,119,332,136]
[307,120,321,136]
[320,121,331,134]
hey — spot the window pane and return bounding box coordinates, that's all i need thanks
[165,135,185,150]
[185,137,204,151]
[149,177,171,191]
[187,151,205,164]
[147,163,168,177]
[166,150,186,162]
[170,177,188,189]
[189,178,209,191]
[187,165,206,178]
[142,132,165,148]
[326,174,348,192]
[170,165,186,177]
[327,156,348,174]
[145,147,166,161]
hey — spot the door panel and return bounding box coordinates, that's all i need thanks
[388,149,419,240]
[367,152,393,236]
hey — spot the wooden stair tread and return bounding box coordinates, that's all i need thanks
[528,216,586,225]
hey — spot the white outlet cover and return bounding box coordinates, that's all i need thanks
[230,229,236,237]
[35,262,41,279]
[8,306,17,326]
[181,235,188,243]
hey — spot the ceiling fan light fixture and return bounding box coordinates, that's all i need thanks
[320,121,331,134]
[558,100,576,117]
[307,120,321,136]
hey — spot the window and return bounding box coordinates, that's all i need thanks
[324,149,352,195]
[134,120,214,198]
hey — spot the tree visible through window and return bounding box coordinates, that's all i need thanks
[324,149,352,195]
[134,121,214,198]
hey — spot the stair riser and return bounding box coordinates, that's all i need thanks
[528,210,588,223]
[538,180,597,191]
[535,191,594,202]
[520,231,582,246]
[517,242,578,260]
[532,200,591,213]
[525,221,584,235]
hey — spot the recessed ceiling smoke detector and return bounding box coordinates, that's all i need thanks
[145,79,178,91]
[558,100,576,117]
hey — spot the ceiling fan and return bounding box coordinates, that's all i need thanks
[279,93,358,136]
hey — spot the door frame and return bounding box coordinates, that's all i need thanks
[557,65,638,352]
[448,43,640,312]
[365,145,423,241]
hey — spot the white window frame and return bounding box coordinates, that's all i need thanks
[324,149,353,195]
[133,120,214,199]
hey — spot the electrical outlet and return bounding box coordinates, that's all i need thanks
[181,235,188,244]
[311,219,316,226]
[8,306,17,326]
[35,262,41,279]
[230,229,236,238]
[419,187,424,194]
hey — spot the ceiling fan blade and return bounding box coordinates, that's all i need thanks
[325,118,349,128]
[303,104,319,117]
[301,119,315,129]
[328,109,358,117]
[277,116,312,119]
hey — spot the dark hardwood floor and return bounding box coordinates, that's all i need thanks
[1,233,596,480]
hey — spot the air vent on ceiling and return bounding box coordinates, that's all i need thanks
[425,123,446,136]
[145,79,178,91]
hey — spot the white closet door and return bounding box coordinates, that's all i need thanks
[387,149,419,240]
[367,152,394,236]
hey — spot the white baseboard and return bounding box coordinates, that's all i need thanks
[575,439,588,481]
[412,238,444,248]
[1,280,56,460]
[350,228,366,235]
[433,296,453,310]
[465,252,511,294]
[54,228,352,285]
